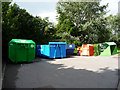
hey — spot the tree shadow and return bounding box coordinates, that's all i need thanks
[2,58,118,89]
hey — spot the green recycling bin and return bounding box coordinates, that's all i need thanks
[98,42,117,56]
[9,39,35,63]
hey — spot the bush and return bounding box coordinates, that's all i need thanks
[92,44,99,56]
[73,41,81,48]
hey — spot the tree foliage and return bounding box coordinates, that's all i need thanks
[56,1,111,44]
[57,32,79,44]
[106,14,120,43]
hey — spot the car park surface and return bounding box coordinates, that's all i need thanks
[3,55,118,88]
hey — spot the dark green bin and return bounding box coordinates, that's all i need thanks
[9,39,35,63]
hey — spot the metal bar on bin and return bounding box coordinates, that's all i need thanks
[15,43,17,63]
[27,44,28,61]
[60,45,63,58]
[54,44,58,58]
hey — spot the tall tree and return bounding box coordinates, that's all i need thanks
[106,14,120,43]
[56,1,109,43]
[57,1,108,28]
[82,16,111,43]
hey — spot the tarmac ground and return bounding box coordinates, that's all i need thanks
[2,55,119,88]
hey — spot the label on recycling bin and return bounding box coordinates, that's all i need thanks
[10,43,13,45]
[31,44,34,48]
[82,50,87,55]
[100,44,107,51]
[69,45,72,48]
[15,41,19,43]
[21,40,26,43]
[50,45,55,47]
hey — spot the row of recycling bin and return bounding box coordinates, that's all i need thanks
[8,39,118,63]
[77,42,117,56]
[9,39,75,63]
[35,42,75,58]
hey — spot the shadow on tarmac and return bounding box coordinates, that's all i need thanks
[2,57,119,89]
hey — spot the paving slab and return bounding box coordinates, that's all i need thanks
[3,56,118,88]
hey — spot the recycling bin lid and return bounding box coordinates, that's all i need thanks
[104,42,116,45]
[9,39,35,44]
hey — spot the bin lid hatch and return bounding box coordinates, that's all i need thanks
[105,42,116,45]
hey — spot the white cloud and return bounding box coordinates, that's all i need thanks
[12,0,120,25]
[34,11,58,24]
[35,0,120,25]
[12,0,59,2]
[100,0,120,16]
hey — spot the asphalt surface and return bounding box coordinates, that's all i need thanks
[3,55,118,88]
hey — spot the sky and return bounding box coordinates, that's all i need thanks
[12,0,120,24]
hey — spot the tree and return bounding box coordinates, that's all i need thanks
[56,19,76,33]
[106,14,120,43]
[2,2,12,59]
[57,32,79,44]
[57,1,108,28]
[56,1,109,44]
[82,17,111,43]
[2,2,56,44]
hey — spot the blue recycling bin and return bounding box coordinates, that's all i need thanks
[36,42,66,58]
[66,44,75,56]
[36,45,42,56]
[36,45,49,57]
[49,42,66,58]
